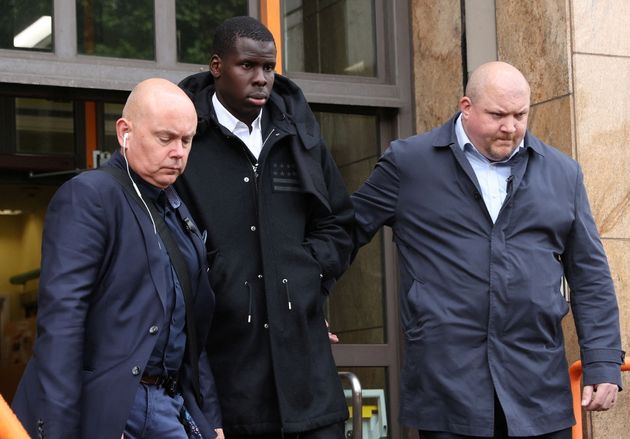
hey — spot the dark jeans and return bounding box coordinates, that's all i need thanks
[419,395,571,439]
[226,421,346,439]
[124,384,187,439]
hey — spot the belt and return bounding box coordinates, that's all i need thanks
[140,373,179,396]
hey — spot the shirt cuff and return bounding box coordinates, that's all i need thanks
[581,349,626,389]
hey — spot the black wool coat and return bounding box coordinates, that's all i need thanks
[176,72,354,434]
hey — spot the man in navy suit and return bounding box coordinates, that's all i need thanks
[12,78,223,439]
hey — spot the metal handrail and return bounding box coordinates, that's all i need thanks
[338,371,362,439]
[569,359,630,439]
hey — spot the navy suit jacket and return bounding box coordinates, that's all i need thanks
[12,152,221,439]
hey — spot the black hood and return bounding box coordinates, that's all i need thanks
[178,71,321,149]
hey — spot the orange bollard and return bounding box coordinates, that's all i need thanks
[569,361,585,439]
[0,394,29,439]
[569,360,630,439]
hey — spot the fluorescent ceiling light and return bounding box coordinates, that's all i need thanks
[0,209,23,216]
[14,15,52,49]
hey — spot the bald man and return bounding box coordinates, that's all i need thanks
[352,62,624,438]
[12,78,223,439]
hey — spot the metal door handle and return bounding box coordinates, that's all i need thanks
[338,371,362,439]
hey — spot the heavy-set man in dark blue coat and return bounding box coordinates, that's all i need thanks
[352,62,624,438]
[12,78,222,439]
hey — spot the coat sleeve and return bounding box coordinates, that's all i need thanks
[350,145,400,252]
[303,143,355,292]
[181,350,221,438]
[563,166,625,388]
[198,350,222,428]
[28,177,108,438]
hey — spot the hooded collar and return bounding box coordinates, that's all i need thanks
[178,71,321,150]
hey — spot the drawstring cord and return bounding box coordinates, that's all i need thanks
[245,281,253,323]
[282,278,292,310]
[247,278,293,323]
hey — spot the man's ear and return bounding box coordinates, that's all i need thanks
[209,55,222,79]
[459,96,472,117]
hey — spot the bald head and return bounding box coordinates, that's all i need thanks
[116,78,198,188]
[459,62,531,162]
[122,78,195,124]
[465,61,530,103]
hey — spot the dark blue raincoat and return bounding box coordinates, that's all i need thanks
[352,113,624,436]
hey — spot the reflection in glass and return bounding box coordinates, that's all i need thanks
[315,110,385,344]
[176,0,248,64]
[283,0,376,76]
[102,102,124,153]
[77,0,154,60]
[15,98,74,155]
[0,0,53,51]
[339,367,389,437]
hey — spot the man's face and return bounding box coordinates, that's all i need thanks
[124,100,197,189]
[211,37,276,126]
[459,83,530,162]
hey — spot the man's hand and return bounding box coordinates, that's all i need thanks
[215,428,225,439]
[326,320,339,344]
[582,383,618,411]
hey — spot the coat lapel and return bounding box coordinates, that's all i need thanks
[122,188,170,313]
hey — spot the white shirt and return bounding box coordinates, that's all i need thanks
[455,114,522,223]
[212,93,263,159]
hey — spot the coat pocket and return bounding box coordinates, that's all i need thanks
[206,249,225,288]
[402,279,428,341]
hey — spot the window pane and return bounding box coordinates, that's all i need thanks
[176,0,248,64]
[0,0,53,51]
[316,111,385,344]
[284,0,376,77]
[15,98,74,155]
[77,0,154,60]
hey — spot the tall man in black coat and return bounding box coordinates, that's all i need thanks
[175,16,354,438]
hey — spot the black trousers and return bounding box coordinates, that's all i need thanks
[226,421,346,439]
[419,395,572,439]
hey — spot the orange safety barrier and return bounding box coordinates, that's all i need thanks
[0,394,29,439]
[569,359,630,439]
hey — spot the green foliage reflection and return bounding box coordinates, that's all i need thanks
[176,0,247,64]
[77,0,155,60]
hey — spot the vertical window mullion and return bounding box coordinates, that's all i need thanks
[53,0,77,59]
[260,0,283,73]
[155,0,177,65]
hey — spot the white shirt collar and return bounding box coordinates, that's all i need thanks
[455,113,523,163]
[212,93,262,134]
[212,93,264,159]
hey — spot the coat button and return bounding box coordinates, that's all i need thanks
[250,225,257,231]
[131,366,141,376]
[244,177,250,182]
[258,274,263,279]
[319,273,323,278]
[264,323,269,329]
[149,325,159,335]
